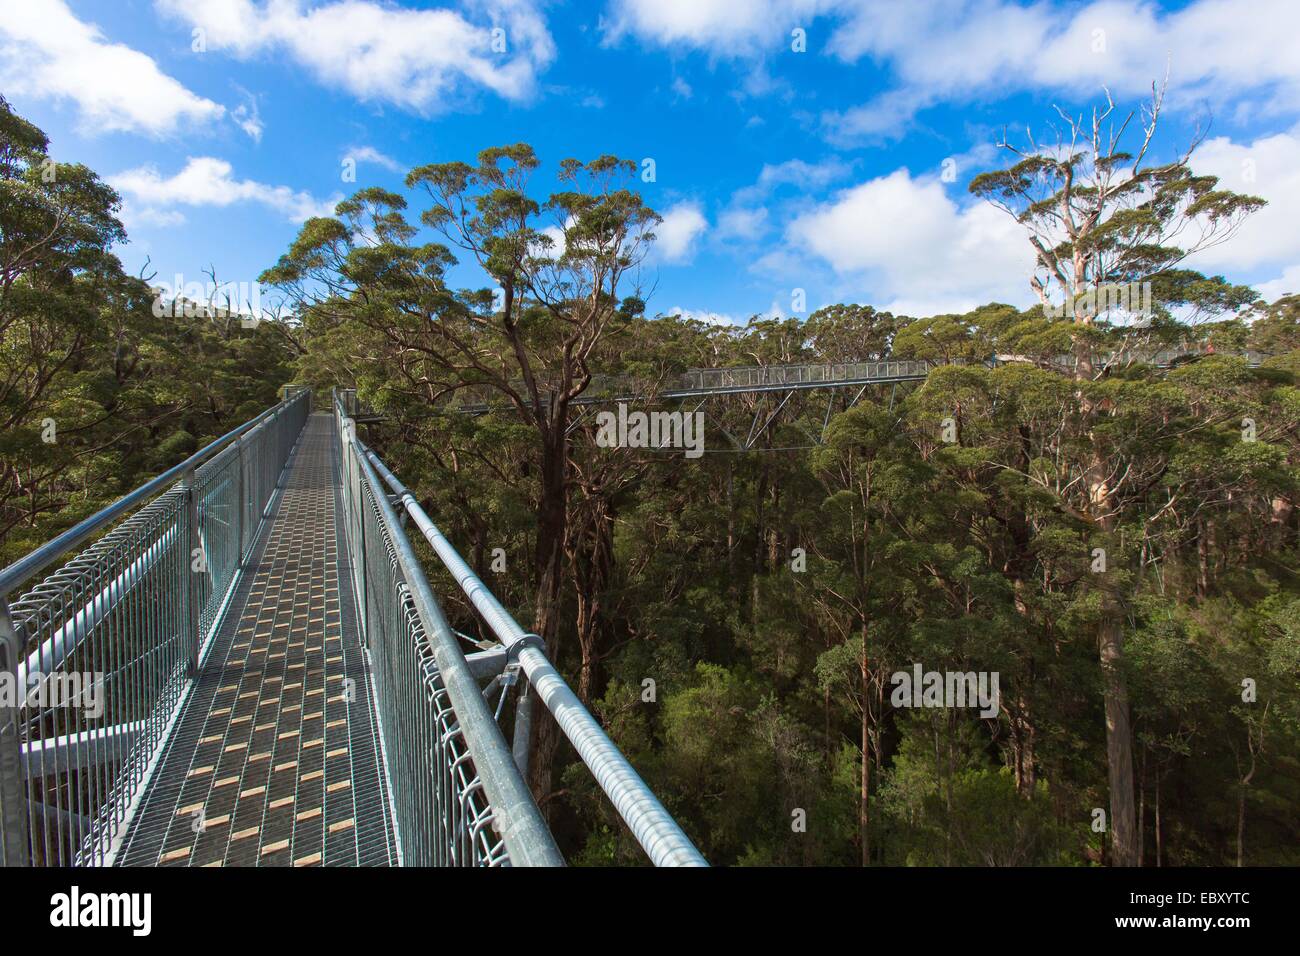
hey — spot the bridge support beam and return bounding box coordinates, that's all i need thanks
[511,686,533,777]
[20,722,144,779]
[465,646,507,679]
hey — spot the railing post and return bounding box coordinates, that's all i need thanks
[264,406,281,519]
[342,418,368,647]
[235,435,246,563]
[0,597,30,866]
[181,466,201,677]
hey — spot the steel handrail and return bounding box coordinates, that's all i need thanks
[341,390,706,867]
[0,388,311,866]
[333,395,563,866]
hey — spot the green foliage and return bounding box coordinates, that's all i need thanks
[10,90,1300,868]
[0,97,295,564]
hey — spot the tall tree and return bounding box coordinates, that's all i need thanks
[263,146,657,803]
[969,85,1266,864]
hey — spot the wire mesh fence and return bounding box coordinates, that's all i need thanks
[334,392,559,866]
[334,388,706,867]
[678,359,933,393]
[0,389,310,866]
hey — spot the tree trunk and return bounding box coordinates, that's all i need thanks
[573,497,613,705]
[1138,745,1147,868]
[859,629,870,867]
[1236,784,1247,867]
[1006,432,1038,794]
[1099,596,1138,866]
[1008,691,1037,794]
[1078,334,1138,868]
[575,591,598,704]
[533,436,568,645]
[528,432,569,811]
[1196,519,1210,598]
[1270,495,1293,551]
[726,463,736,594]
[1236,747,1257,868]
[1155,769,1163,867]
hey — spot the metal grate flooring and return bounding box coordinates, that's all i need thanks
[115,414,397,867]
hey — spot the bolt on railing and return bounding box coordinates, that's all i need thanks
[0,387,310,866]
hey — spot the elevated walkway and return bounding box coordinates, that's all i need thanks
[115,415,395,866]
[0,391,706,867]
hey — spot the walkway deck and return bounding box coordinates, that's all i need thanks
[114,414,396,867]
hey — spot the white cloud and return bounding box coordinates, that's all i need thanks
[823,87,934,143]
[111,157,340,226]
[938,142,1000,184]
[232,88,263,141]
[156,0,556,111]
[1183,129,1300,276]
[537,222,568,258]
[730,158,854,217]
[762,298,788,321]
[0,0,225,136]
[750,247,810,279]
[606,1,1300,141]
[667,305,738,326]
[719,157,850,244]
[780,126,1298,316]
[1255,266,1300,303]
[127,206,188,229]
[347,145,404,173]
[786,168,1037,316]
[655,202,709,263]
[716,206,769,240]
[754,157,852,192]
[602,0,828,55]
[826,0,1300,139]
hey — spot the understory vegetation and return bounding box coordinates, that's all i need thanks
[324,300,1300,867]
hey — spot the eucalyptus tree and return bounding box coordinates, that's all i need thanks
[0,96,125,544]
[1249,295,1300,354]
[263,146,657,801]
[968,86,1266,866]
[807,401,927,865]
[0,96,296,562]
[804,304,898,363]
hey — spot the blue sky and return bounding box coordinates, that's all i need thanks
[3,0,1299,323]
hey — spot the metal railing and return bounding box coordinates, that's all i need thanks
[334,393,562,866]
[0,388,310,866]
[448,348,1270,415]
[675,359,934,395]
[451,359,937,413]
[336,389,707,867]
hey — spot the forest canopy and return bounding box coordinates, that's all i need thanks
[4,93,1299,867]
